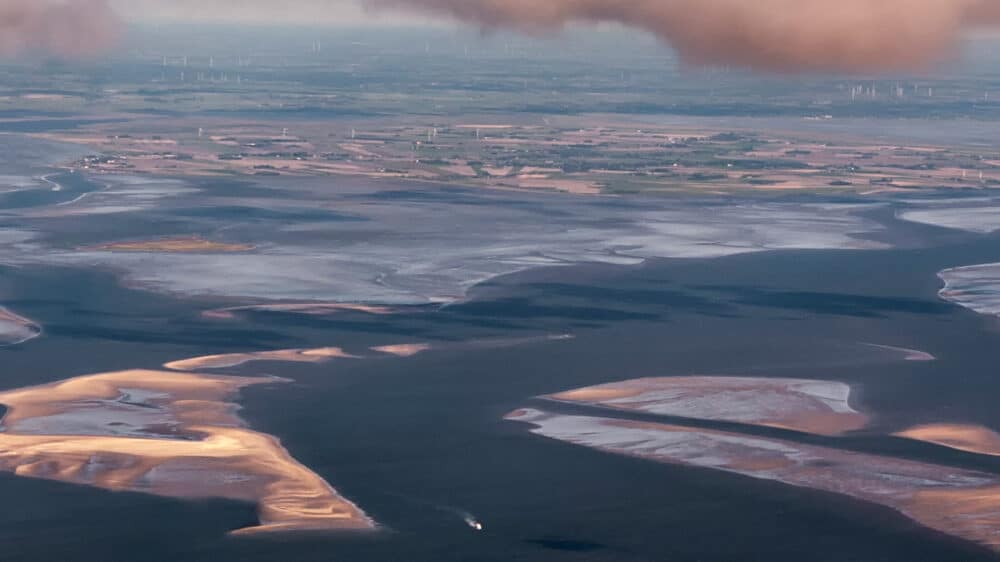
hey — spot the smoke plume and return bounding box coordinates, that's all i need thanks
[367,0,1000,72]
[0,0,118,57]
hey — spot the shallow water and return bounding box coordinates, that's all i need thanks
[1,221,999,560]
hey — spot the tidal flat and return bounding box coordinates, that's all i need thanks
[1,132,1000,561]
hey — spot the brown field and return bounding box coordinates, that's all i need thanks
[31,113,998,198]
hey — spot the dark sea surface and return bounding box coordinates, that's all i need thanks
[1,216,999,562]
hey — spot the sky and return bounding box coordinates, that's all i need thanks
[6,0,1000,72]
[113,0,418,25]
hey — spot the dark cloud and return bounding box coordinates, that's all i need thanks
[0,0,118,57]
[367,0,1000,72]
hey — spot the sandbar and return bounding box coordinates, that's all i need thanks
[939,263,1000,319]
[508,409,1000,551]
[860,343,936,362]
[896,424,1000,457]
[372,343,432,357]
[0,369,374,534]
[87,236,255,253]
[547,376,868,436]
[0,306,41,345]
[204,302,396,320]
[164,347,356,371]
